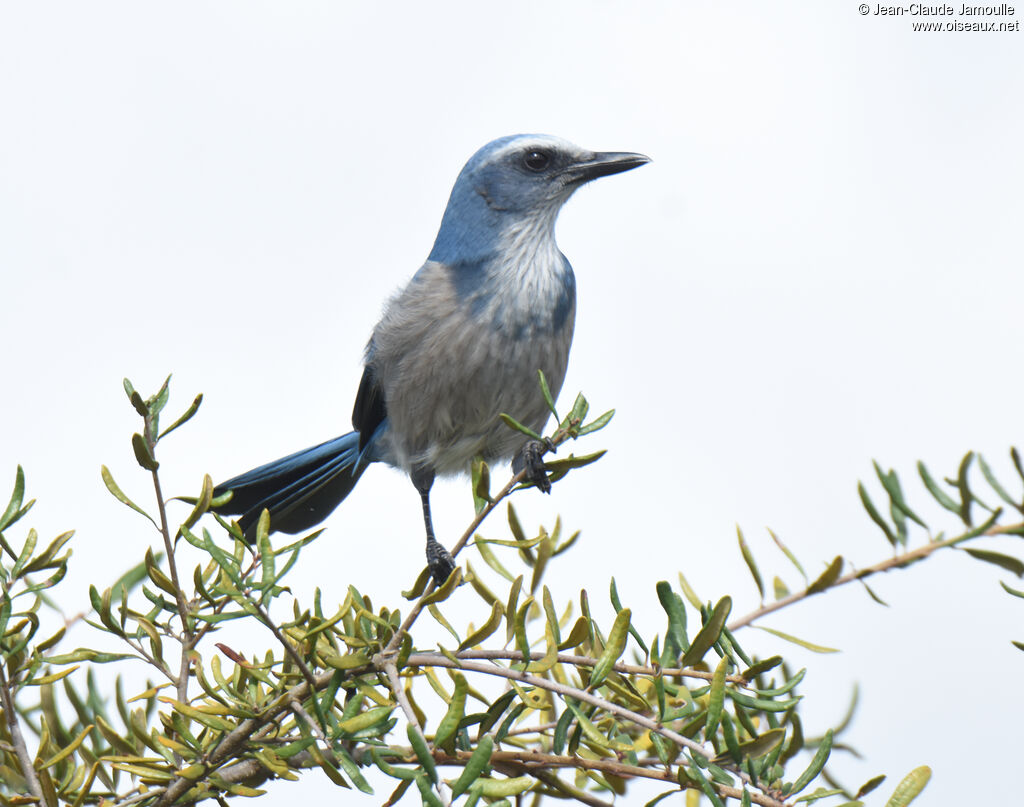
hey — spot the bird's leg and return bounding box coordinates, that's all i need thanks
[512,438,556,494]
[410,465,455,584]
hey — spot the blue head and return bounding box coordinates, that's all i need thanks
[428,134,649,266]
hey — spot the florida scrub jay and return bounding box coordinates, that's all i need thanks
[213,134,649,582]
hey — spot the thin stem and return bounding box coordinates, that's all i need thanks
[0,663,45,803]
[384,428,576,656]
[404,652,713,761]
[153,665,368,806]
[149,466,192,702]
[288,697,326,742]
[451,649,748,685]
[728,521,1024,632]
[383,469,528,656]
[250,598,319,699]
[382,659,451,806]
[433,749,787,807]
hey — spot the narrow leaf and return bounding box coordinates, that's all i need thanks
[159,393,203,440]
[964,548,1024,577]
[806,556,844,595]
[917,461,961,514]
[790,729,832,794]
[100,466,157,527]
[768,528,806,583]
[752,626,839,654]
[681,596,731,667]
[885,766,930,807]
[590,608,630,689]
[737,526,765,600]
[857,483,896,546]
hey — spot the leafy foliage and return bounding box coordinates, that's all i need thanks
[2,376,1022,806]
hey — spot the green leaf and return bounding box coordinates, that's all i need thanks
[737,526,765,600]
[752,626,839,654]
[857,575,889,607]
[964,548,1024,577]
[609,578,647,654]
[476,775,534,798]
[449,734,494,797]
[681,596,731,667]
[856,774,886,798]
[884,766,930,807]
[677,571,703,610]
[727,727,786,761]
[11,527,37,577]
[741,656,782,680]
[577,408,615,436]
[471,458,492,515]
[789,729,832,795]
[100,465,157,527]
[858,482,896,547]
[124,378,147,415]
[704,656,729,740]
[768,528,806,583]
[537,370,559,421]
[557,617,590,651]
[498,414,541,441]
[159,393,203,440]
[0,465,29,532]
[131,433,159,471]
[459,601,505,651]
[954,452,975,526]
[806,556,844,595]
[873,462,927,528]
[566,392,590,428]
[406,724,438,785]
[544,450,607,476]
[44,649,134,665]
[590,608,630,689]
[917,460,961,514]
[434,674,468,754]
[421,568,463,604]
[402,567,432,600]
[656,581,689,659]
[147,374,172,418]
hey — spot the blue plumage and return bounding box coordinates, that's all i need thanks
[214,134,648,581]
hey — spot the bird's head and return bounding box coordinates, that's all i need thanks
[429,134,649,265]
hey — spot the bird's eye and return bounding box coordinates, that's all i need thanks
[523,150,550,172]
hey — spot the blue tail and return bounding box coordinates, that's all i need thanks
[213,431,366,539]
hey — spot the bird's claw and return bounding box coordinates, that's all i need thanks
[516,438,553,494]
[425,536,456,585]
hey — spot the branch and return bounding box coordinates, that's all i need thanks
[381,659,451,806]
[149,465,193,703]
[451,649,749,685]
[434,749,788,807]
[384,425,577,656]
[728,520,1024,632]
[0,662,44,803]
[151,664,373,807]
[404,652,713,761]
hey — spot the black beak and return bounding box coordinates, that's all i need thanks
[564,151,651,184]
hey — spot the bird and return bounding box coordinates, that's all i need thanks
[213,134,649,583]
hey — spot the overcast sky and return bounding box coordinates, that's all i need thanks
[2,3,1022,805]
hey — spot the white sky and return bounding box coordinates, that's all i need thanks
[1,2,1022,805]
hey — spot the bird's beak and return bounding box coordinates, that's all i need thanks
[563,151,651,184]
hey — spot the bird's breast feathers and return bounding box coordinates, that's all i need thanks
[368,240,576,474]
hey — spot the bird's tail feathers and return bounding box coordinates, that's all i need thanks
[213,431,366,539]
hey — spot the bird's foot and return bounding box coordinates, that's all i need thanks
[514,438,555,494]
[425,535,456,585]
